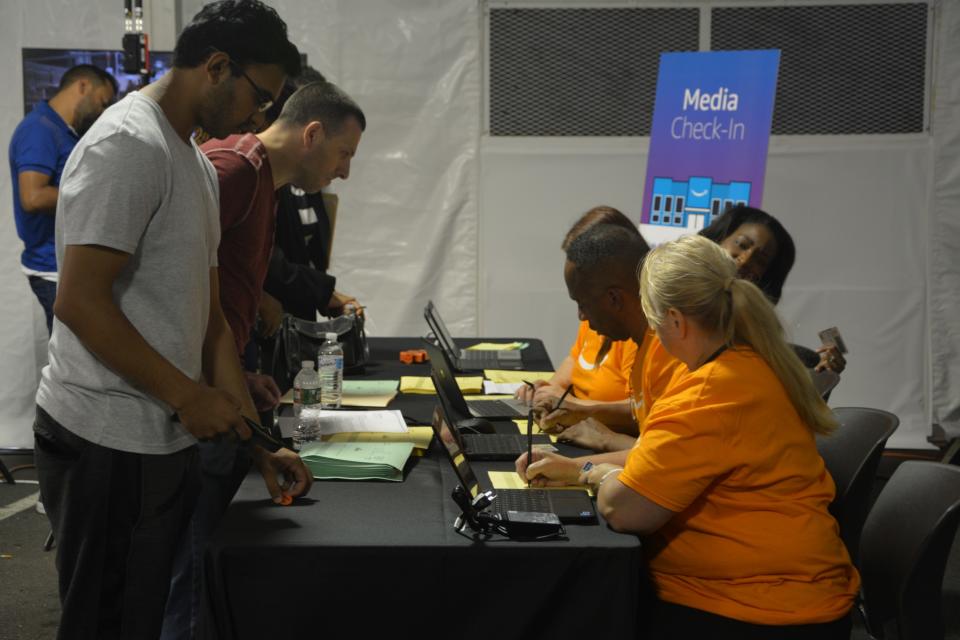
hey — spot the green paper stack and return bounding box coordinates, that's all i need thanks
[299,441,415,482]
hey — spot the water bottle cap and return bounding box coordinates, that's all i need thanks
[301,360,314,369]
[325,332,338,342]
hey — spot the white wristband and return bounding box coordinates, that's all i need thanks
[598,468,623,488]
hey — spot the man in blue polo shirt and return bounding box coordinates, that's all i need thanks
[8,64,117,334]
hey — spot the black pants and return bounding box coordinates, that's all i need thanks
[645,600,852,640]
[34,406,201,640]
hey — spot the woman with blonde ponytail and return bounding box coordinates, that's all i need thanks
[580,235,858,639]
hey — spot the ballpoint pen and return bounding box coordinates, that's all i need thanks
[526,409,534,487]
[554,384,573,412]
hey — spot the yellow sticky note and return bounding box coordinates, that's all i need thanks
[466,342,524,351]
[484,370,554,384]
[513,419,558,442]
[487,471,593,495]
[400,376,484,395]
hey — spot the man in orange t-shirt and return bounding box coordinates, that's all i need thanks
[534,225,652,438]
[568,320,637,401]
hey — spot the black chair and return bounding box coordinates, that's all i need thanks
[859,461,960,639]
[816,407,899,564]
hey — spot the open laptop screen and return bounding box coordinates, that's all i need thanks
[422,341,472,418]
[424,300,461,361]
[430,406,481,499]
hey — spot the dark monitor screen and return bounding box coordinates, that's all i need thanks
[22,48,173,115]
[430,405,481,499]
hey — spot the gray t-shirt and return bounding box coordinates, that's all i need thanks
[36,92,221,455]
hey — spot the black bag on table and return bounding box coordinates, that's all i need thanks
[272,312,369,390]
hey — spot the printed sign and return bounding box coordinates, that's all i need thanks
[640,50,780,245]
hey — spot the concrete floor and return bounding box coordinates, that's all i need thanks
[2,451,960,639]
[0,454,59,640]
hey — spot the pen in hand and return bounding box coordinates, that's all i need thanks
[522,380,536,405]
[526,409,534,488]
[554,384,573,413]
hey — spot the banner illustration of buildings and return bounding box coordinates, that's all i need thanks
[640,50,780,244]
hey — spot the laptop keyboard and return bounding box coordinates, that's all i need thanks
[488,489,552,515]
[462,434,524,455]
[469,400,522,418]
[460,351,506,367]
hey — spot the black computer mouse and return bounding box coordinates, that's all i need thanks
[455,417,497,434]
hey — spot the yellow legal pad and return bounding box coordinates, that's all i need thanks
[484,370,554,384]
[465,342,527,351]
[323,426,434,452]
[487,471,594,496]
[400,375,484,395]
[513,418,558,442]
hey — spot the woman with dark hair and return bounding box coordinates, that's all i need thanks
[699,205,795,304]
[701,206,844,373]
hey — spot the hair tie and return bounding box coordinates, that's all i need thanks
[724,277,736,292]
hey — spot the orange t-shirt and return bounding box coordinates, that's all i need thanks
[619,346,859,625]
[568,321,639,402]
[630,333,682,426]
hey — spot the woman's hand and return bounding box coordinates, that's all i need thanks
[815,345,846,373]
[514,449,583,487]
[515,379,552,404]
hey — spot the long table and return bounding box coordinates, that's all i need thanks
[204,337,643,639]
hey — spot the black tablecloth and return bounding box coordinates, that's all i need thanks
[205,338,643,639]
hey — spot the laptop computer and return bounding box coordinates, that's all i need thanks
[423,300,524,371]
[432,373,553,461]
[430,405,597,524]
[422,340,529,419]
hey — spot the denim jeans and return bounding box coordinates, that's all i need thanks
[28,275,56,335]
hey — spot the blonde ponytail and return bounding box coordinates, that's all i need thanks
[727,278,837,434]
[640,235,837,435]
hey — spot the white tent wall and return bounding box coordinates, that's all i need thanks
[0,0,956,451]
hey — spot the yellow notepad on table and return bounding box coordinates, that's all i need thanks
[465,342,528,351]
[487,471,594,496]
[324,426,434,455]
[512,419,558,443]
[299,442,414,481]
[484,370,554,385]
[400,375,484,395]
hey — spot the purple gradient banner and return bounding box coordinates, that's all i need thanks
[640,50,780,237]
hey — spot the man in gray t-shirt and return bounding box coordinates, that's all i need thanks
[32,2,310,638]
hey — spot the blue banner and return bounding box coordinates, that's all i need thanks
[640,50,780,243]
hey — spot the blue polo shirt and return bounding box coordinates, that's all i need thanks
[8,101,78,273]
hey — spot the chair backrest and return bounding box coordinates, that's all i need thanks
[860,461,960,640]
[816,407,899,564]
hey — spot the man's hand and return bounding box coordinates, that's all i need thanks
[256,292,283,338]
[175,383,251,441]
[244,371,282,412]
[253,447,314,504]
[327,290,361,317]
[557,417,616,452]
[536,396,591,433]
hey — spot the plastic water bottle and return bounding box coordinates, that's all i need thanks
[292,360,322,450]
[318,332,344,409]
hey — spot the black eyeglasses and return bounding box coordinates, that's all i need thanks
[229,61,274,113]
